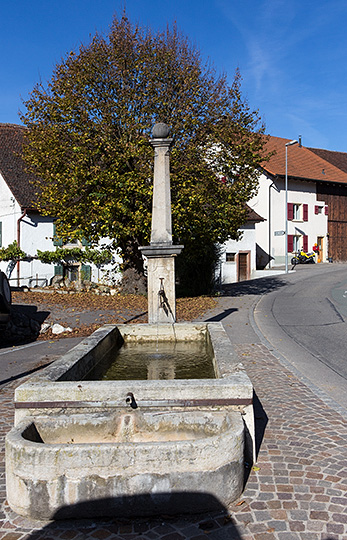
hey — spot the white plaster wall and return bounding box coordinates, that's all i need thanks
[249,173,328,267]
[91,238,122,285]
[220,224,256,284]
[0,174,20,250]
[0,173,122,287]
[18,214,55,287]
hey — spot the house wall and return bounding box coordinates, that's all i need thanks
[0,173,20,249]
[249,173,328,267]
[17,213,55,287]
[0,175,122,287]
[220,224,256,284]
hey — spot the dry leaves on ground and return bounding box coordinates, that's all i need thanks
[11,291,217,339]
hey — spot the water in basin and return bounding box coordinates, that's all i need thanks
[84,340,215,381]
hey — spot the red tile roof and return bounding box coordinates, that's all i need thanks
[262,135,347,185]
[308,147,347,174]
[0,123,38,209]
[246,205,265,223]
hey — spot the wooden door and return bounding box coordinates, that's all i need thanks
[238,251,250,281]
[317,236,324,263]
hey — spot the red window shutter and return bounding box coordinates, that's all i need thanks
[303,235,308,251]
[303,204,308,221]
[325,205,329,215]
[315,205,319,215]
[288,235,294,252]
[287,203,294,220]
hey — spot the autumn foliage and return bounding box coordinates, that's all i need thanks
[21,15,269,293]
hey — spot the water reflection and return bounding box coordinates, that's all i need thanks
[85,341,215,381]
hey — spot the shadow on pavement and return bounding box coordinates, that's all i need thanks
[11,304,50,324]
[243,391,268,487]
[222,275,286,297]
[253,391,268,458]
[0,305,50,349]
[25,494,242,539]
[0,359,53,387]
[205,308,238,322]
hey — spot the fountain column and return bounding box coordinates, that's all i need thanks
[140,123,183,324]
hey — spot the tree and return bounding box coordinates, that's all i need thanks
[21,14,269,293]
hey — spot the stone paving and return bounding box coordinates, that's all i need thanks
[0,338,346,539]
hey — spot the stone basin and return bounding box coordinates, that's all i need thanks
[6,410,244,520]
[8,322,255,520]
[13,323,255,456]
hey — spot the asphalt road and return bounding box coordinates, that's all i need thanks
[0,337,84,389]
[254,263,347,411]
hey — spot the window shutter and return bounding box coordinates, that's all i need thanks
[287,203,294,221]
[303,235,308,252]
[53,223,63,247]
[81,264,92,282]
[303,204,308,221]
[315,205,319,215]
[54,264,63,276]
[288,235,294,252]
[81,237,91,247]
[0,222,2,247]
[325,205,329,215]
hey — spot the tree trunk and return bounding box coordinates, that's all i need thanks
[118,239,147,295]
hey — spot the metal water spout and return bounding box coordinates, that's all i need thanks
[139,123,183,324]
[158,278,166,307]
[126,392,138,409]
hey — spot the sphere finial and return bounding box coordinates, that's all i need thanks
[152,123,170,138]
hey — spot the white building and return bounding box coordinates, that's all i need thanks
[0,123,119,287]
[219,206,265,284]
[219,135,347,283]
[248,135,347,269]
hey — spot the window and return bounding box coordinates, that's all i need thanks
[293,235,301,253]
[315,205,323,215]
[293,204,301,220]
[288,234,308,252]
[288,203,308,222]
[65,239,79,247]
[226,252,236,262]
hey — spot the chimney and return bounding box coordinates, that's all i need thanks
[299,135,302,147]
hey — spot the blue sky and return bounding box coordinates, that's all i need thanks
[1,0,346,151]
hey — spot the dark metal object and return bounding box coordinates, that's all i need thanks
[15,397,252,409]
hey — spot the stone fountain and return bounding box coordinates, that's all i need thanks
[5,124,255,520]
[139,122,183,323]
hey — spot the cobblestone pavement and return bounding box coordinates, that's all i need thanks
[1,341,346,540]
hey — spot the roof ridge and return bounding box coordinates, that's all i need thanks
[308,146,347,156]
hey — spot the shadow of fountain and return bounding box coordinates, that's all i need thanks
[24,493,243,539]
[241,391,268,488]
[221,275,287,297]
[253,391,268,459]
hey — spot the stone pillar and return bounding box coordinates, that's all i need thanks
[140,123,183,324]
[150,136,173,245]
